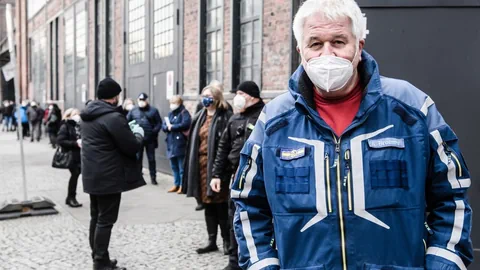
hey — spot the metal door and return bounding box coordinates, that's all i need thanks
[125,0,182,173]
[358,1,480,266]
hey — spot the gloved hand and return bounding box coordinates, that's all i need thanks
[129,120,144,137]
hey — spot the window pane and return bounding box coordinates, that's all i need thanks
[241,67,252,81]
[241,0,252,19]
[206,33,213,52]
[207,10,213,29]
[207,52,213,71]
[253,20,261,42]
[216,50,223,72]
[241,22,252,44]
[241,45,252,67]
[253,66,261,86]
[217,8,223,27]
[253,0,262,16]
[216,30,222,50]
[253,42,261,65]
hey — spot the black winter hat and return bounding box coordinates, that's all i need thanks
[236,81,260,99]
[138,93,148,100]
[97,78,122,99]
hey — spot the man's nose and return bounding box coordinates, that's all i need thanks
[321,43,335,56]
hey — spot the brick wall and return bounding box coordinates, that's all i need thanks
[183,0,199,96]
[222,0,231,92]
[47,0,62,18]
[114,0,123,86]
[261,0,291,91]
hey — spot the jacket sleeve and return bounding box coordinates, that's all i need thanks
[212,122,232,179]
[171,110,192,132]
[56,124,79,150]
[231,109,280,270]
[424,100,472,270]
[126,111,133,122]
[152,109,162,135]
[105,113,142,159]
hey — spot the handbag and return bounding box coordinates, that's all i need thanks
[52,146,73,169]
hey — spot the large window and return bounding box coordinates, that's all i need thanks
[239,0,262,86]
[205,0,223,83]
[50,18,59,100]
[96,0,114,84]
[128,0,146,64]
[75,2,87,102]
[31,30,47,102]
[153,0,174,59]
[64,8,75,102]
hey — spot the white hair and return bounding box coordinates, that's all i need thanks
[293,0,367,49]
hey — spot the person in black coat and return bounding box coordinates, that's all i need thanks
[162,95,192,193]
[127,93,162,185]
[46,103,62,148]
[210,81,265,270]
[56,108,83,208]
[182,83,233,255]
[80,78,145,270]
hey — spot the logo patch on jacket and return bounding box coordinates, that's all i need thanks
[368,138,405,149]
[280,147,306,160]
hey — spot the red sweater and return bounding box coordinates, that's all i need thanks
[313,82,363,136]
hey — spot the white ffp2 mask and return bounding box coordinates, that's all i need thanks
[233,95,247,110]
[304,50,357,92]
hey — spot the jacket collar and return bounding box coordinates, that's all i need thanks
[241,100,265,117]
[290,50,383,129]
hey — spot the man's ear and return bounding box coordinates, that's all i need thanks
[358,39,365,61]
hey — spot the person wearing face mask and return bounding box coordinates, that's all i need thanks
[27,101,45,142]
[56,108,83,208]
[182,83,233,255]
[162,95,192,193]
[46,103,62,148]
[80,77,145,270]
[210,81,264,270]
[127,93,163,185]
[231,1,473,270]
[121,98,135,117]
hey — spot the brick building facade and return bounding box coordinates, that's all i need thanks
[14,0,301,111]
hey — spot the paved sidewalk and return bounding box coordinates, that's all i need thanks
[0,132,228,270]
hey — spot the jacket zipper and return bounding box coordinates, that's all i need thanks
[333,135,347,270]
[443,142,463,177]
[344,150,353,211]
[325,152,333,213]
[238,159,252,189]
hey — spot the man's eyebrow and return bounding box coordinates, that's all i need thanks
[333,34,348,40]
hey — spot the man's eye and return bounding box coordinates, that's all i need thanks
[310,42,321,48]
[334,40,345,45]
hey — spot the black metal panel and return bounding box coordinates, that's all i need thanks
[357,0,480,7]
[362,7,480,266]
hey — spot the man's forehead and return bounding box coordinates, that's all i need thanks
[304,13,352,36]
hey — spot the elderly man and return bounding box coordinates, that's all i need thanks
[231,0,473,270]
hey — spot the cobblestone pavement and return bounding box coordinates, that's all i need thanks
[0,132,228,270]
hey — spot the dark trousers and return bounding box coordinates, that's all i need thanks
[49,132,57,147]
[204,202,229,241]
[138,141,156,179]
[68,165,81,198]
[29,121,42,141]
[228,199,241,269]
[21,123,29,138]
[89,193,122,265]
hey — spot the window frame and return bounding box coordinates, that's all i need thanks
[153,0,175,59]
[128,0,146,65]
[199,0,224,91]
[231,0,263,92]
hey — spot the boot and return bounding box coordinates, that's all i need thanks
[223,239,230,256]
[176,187,183,194]
[196,215,219,254]
[66,197,83,208]
[93,262,126,270]
[151,177,158,185]
[219,219,230,255]
[195,204,205,211]
[196,234,218,254]
[167,186,179,192]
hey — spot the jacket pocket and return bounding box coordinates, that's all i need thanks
[281,265,325,270]
[370,160,408,189]
[275,167,310,194]
[364,263,423,270]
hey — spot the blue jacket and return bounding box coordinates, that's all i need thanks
[231,51,472,270]
[15,106,28,124]
[127,105,162,142]
[161,104,192,159]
